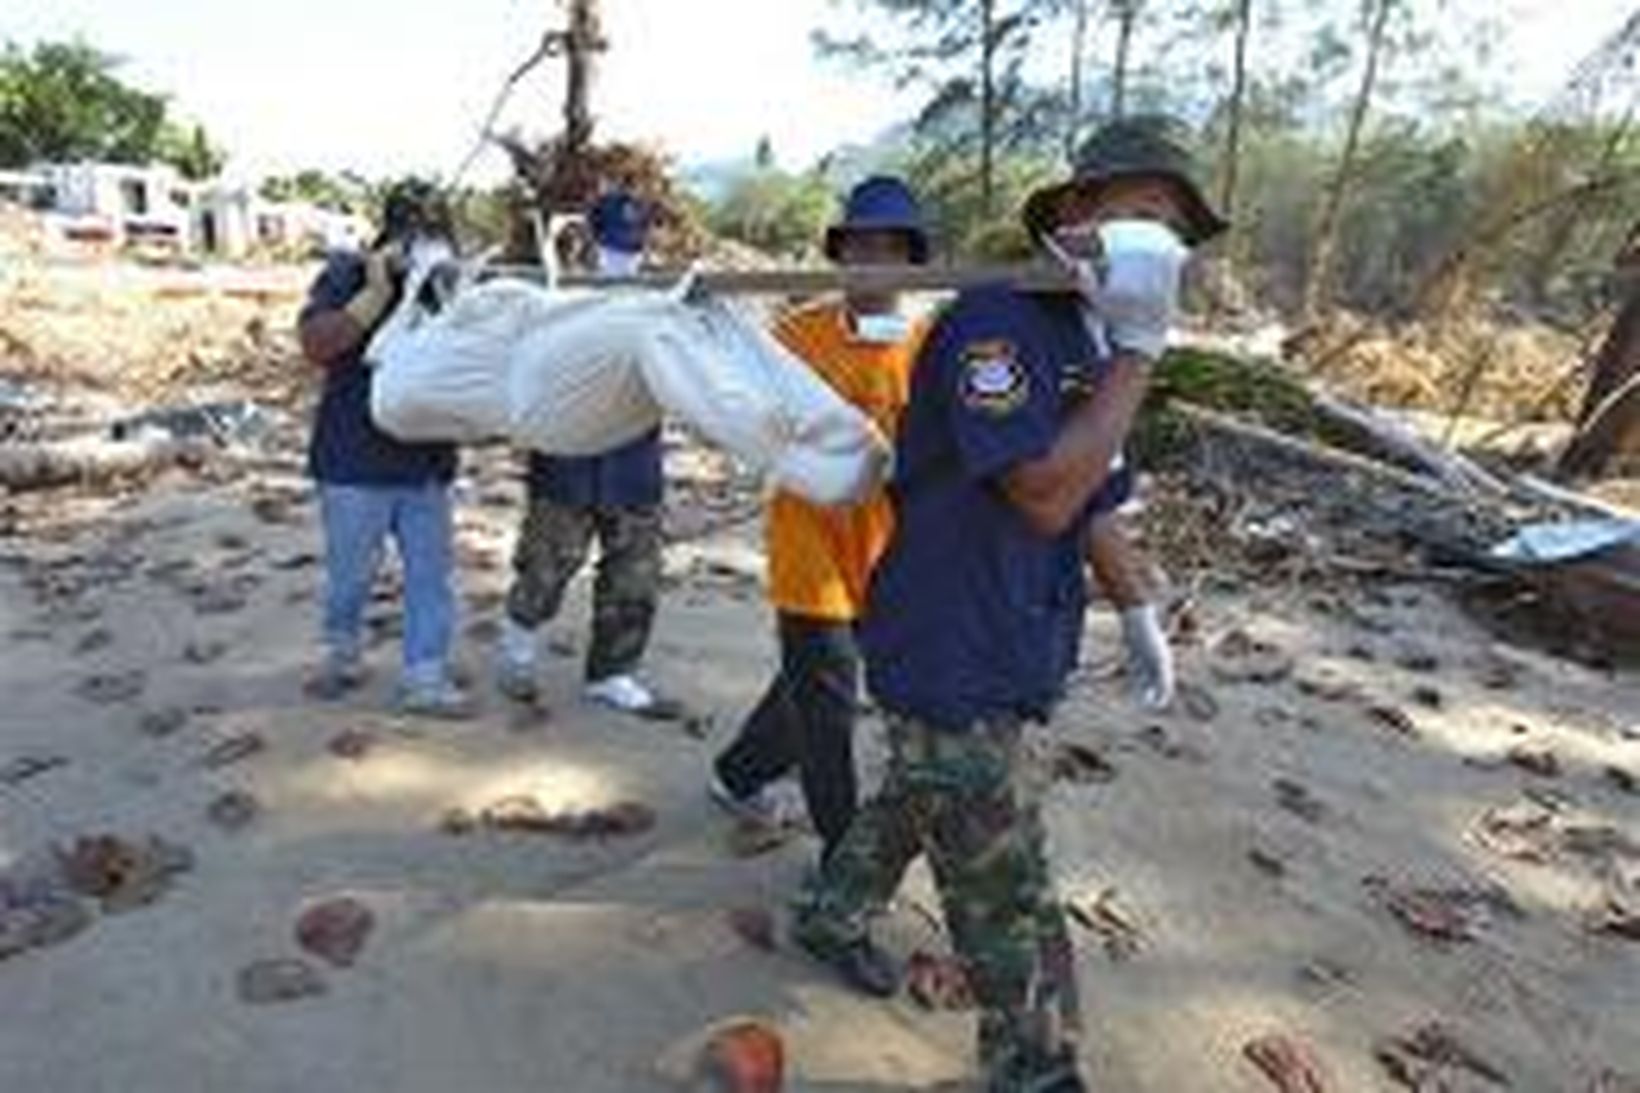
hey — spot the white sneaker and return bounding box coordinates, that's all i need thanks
[396,675,475,720]
[584,673,657,713]
[708,771,806,828]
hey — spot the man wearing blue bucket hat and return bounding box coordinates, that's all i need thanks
[710,176,931,859]
[793,116,1226,1091]
[497,188,669,714]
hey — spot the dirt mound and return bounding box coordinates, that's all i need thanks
[1303,312,1587,424]
[0,262,307,407]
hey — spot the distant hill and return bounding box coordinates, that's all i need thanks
[678,121,917,204]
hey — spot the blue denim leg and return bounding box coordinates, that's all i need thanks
[319,484,395,657]
[391,482,456,683]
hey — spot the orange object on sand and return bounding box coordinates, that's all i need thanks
[700,1019,785,1093]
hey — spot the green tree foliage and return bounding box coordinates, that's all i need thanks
[157,122,226,181]
[258,169,377,212]
[0,38,225,178]
[816,0,1077,214]
[709,165,837,260]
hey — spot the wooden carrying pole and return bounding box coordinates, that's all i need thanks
[483,263,1082,296]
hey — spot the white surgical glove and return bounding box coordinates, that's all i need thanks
[1094,219,1188,360]
[1120,603,1175,710]
[1047,219,1188,361]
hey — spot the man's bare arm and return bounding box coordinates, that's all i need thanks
[299,310,370,368]
[999,353,1150,536]
[1087,514,1152,609]
[298,247,399,368]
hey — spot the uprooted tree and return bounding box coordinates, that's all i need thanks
[485,0,702,264]
[1558,222,1640,480]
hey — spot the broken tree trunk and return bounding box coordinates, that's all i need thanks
[561,0,606,161]
[0,436,210,493]
[1111,1,1139,119]
[1558,238,1640,480]
[1302,0,1394,322]
[1219,0,1254,218]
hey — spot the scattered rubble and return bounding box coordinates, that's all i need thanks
[200,731,266,770]
[56,833,193,913]
[206,790,260,832]
[75,669,147,704]
[1209,629,1295,684]
[1274,778,1329,823]
[1506,744,1562,779]
[1365,876,1522,945]
[1373,1022,1510,1090]
[1053,741,1119,784]
[724,906,776,952]
[295,898,375,968]
[0,753,68,786]
[1243,1033,1332,1093]
[1066,887,1145,961]
[237,958,327,1005]
[905,950,975,1011]
[464,796,658,839]
[137,706,189,738]
[326,729,377,761]
[1366,704,1419,738]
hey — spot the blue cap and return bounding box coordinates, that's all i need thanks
[589,189,650,254]
[825,175,930,265]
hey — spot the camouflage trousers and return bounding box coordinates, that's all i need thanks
[505,499,662,682]
[795,714,1083,1092]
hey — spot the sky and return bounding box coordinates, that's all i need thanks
[6,0,1636,184]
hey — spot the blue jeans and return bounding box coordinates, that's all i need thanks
[319,482,455,685]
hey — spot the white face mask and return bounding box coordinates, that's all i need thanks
[851,310,911,344]
[1097,218,1188,264]
[596,246,642,277]
[406,234,457,273]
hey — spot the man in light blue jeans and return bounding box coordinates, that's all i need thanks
[297,179,470,717]
[317,483,456,697]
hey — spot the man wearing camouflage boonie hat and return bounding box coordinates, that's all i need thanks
[792,116,1225,1092]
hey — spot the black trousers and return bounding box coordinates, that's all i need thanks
[713,613,861,855]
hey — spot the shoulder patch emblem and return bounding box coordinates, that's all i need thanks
[959,340,1029,415]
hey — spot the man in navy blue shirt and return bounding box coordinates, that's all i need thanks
[792,117,1227,1092]
[496,189,668,714]
[297,179,470,717]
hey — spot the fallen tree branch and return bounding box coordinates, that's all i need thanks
[0,436,210,492]
[1306,389,1512,499]
[1170,400,1467,503]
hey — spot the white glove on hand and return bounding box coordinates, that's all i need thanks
[1095,220,1188,360]
[1120,603,1175,710]
[1048,219,1188,361]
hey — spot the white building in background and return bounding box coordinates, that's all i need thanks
[0,160,371,258]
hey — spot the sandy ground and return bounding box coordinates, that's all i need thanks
[2,254,1638,1091]
[0,446,1636,1093]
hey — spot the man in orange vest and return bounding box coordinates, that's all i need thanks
[709,176,931,860]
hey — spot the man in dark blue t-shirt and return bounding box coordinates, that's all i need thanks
[496,189,668,714]
[793,116,1227,1092]
[297,179,469,717]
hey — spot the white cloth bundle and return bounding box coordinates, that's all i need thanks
[371,279,583,443]
[369,272,889,505]
[639,298,890,504]
[504,293,669,456]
